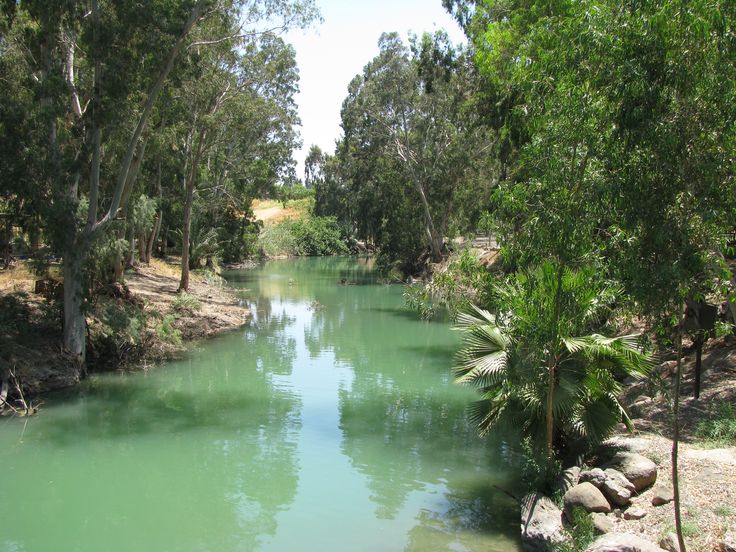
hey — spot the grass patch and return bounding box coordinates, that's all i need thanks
[554,508,596,552]
[694,401,736,447]
[715,505,735,517]
[172,292,202,313]
[155,314,182,346]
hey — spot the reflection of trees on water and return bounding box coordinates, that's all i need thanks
[21,315,303,551]
[337,358,520,546]
[288,260,519,542]
[238,258,520,548]
[245,295,297,376]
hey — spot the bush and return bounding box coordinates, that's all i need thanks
[155,314,182,346]
[257,220,299,257]
[257,216,348,257]
[695,402,736,446]
[554,507,596,552]
[172,292,202,313]
[290,216,348,256]
[218,208,260,263]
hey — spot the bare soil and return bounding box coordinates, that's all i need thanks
[609,336,736,551]
[0,258,250,399]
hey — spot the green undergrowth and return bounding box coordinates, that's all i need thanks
[257,216,348,257]
[694,401,736,447]
[172,292,202,313]
[553,508,596,552]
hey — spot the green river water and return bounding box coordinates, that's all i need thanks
[0,257,521,552]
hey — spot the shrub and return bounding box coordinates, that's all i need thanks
[290,216,348,256]
[554,507,596,552]
[155,314,182,346]
[172,292,202,313]
[695,402,736,446]
[257,216,347,257]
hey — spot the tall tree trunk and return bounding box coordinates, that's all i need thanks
[414,181,442,262]
[138,231,147,263]
[125,224,135,268]
[62,245,88,371]
[672,308,687,552]
[147,213,162,262]
[546,265,565,457]
[694,334,703,400]
[3,217,11,269]
[146,159,164,263]
[179,175,196,291]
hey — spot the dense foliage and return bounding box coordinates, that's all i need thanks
[0,0,319,365]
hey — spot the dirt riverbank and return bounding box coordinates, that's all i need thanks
[0,258,250,402]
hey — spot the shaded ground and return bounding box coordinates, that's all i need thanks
[609,336,736,551]
[0,259,250,400]
[126,258,249,341]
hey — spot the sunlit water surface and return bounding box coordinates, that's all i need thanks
[0,257,521,552]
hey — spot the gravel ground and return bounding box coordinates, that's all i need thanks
[606,336,736,551]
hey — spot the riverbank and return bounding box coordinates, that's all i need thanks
[0,258,250,403]
[522,336,736,552]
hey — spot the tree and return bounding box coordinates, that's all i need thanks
[454,262,652,465]
[171,29,301,290]
[336,31,494,267]
[2,0,318,368]
[303,144,325,189]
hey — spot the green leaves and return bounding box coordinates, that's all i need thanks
[454,261,653,452]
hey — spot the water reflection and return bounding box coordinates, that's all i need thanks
[0,257,521,552]
[234,258,521,550]
[0,304,302,552]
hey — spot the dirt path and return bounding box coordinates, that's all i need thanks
[126,259,249,340]
[611,337,736,550]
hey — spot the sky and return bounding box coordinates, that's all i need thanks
[285,0,466,181]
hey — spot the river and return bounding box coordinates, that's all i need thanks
[0,257,521,552]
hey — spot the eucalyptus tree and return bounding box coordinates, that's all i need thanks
[173,29,301,290]
[1,0,317,368]
[304,144,325,189]
[339,31,493,266]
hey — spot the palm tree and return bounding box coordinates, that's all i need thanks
[454,261,652,459]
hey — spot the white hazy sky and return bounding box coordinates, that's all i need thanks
[285,0,466,180]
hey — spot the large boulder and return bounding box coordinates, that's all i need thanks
[564,482,612,520]
[602,468,636,507]
[520,493,566,552]
[591,513,614,534]
[585,533,667,552]
[650,485,674,506]
[603,452,657,491]
[580,468,634,507]
[580,468,608,487]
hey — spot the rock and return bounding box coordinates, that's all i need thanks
[723,528,736,552]
[564,483,612,520]
[602,468,636,507]
[603,452,657,491]
[555,466,582,495]
[591,513,614,534]
[622,507,647,520]
[658,532,679,552]
[650,485,674,506]
[520,493,566,552]
[585,533,666,552]
[659,360,678,376]
[580,468,608,487]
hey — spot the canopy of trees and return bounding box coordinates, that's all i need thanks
[0,0,319,366]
